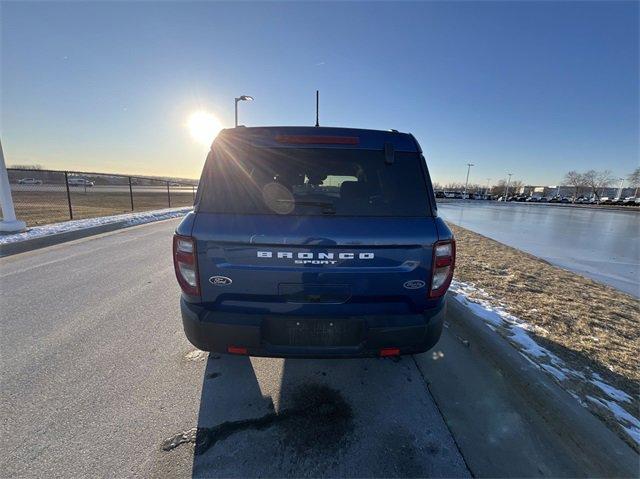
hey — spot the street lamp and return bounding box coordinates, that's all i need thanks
[234,95,254,127]
[485,178,491,197]
[463,163,474,199]
[616,178,625,199]
[505,173,513,198]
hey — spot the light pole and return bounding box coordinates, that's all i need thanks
[0,140,27,232]
[505,173,513,198]
[485,178,491,197]
[616,178,624,199]
[463,163,474,199]
[234,95,254,127]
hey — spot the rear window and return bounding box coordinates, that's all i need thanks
[197,143,431,217]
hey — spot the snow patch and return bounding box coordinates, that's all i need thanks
[591,379,633,403]
[587,396,640,444]
[0,207,192,245]
[450,279,639,446]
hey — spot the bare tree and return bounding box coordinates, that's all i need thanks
[510,180,524,195]
[466,183,482,193]
[583,169,614,199]
[562,170,585,199]
[628,167,640,196]
[491,179,506,196]
[444,182,463,191]
[432,182,443,191]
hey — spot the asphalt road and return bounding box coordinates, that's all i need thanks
[0,219,469,478]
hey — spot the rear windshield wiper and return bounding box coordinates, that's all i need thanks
[277,199,336,214]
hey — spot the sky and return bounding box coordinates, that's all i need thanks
[1,1,638,186]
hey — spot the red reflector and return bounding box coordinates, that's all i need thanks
[435,256,452,267]
[380,347,400,357]
[227,346,248,355]
[275,135,359,145]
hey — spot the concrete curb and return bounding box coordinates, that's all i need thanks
[445,294,638,477]
[0,220,132,257]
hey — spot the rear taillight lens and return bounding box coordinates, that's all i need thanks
[173,234,200,296]
[429,239,455,298]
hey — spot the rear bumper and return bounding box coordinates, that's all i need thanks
[180,297,444,358]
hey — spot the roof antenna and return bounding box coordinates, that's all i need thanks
[315,90,320,127]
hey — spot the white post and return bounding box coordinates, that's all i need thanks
[616,178,624,199]
[0,141,27,232]
[463,163,474,199]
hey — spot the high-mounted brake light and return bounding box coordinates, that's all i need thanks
[380,347,401,357]
[275,135,359,145]
[173,234,200,296]
[429,239,455,298]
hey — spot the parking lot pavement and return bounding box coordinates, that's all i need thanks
[0,219,469,478]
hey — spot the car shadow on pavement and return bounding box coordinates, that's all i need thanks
[188,354,470,478]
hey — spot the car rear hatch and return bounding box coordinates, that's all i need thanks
[189,127,446,318]
[192,214,440,316]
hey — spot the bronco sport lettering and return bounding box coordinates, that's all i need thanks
[257,251,375,265]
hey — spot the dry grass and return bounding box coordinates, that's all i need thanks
[450,223,639,393]
[11,190,194,226]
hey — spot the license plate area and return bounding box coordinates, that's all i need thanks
[263,318,364,347]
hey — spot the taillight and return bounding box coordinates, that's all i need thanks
[429,239,455,298]
[173,234,200,296]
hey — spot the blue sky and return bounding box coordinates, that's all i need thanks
[1,1,638,186]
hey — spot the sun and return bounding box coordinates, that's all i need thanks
[187,111,223,146]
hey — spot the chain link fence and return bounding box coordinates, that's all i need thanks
[5,168,197,226]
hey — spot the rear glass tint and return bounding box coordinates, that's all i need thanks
[197,141,431,217]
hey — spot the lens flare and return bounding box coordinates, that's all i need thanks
[187,111,222,146]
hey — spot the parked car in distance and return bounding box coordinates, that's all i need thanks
[598,197,612,205]
[17,178,43,185]
[525,196,539,202]
[435,191,445,199]
[68,178,95,187]
[559,197,571,203]
[622,196,638,205]
[538,197,549,202]
[173,126,455,358]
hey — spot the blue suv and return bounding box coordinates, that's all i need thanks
[173,126,455,358]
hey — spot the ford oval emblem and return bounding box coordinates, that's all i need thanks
[403,280,425,290]
[209,276,232,286]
